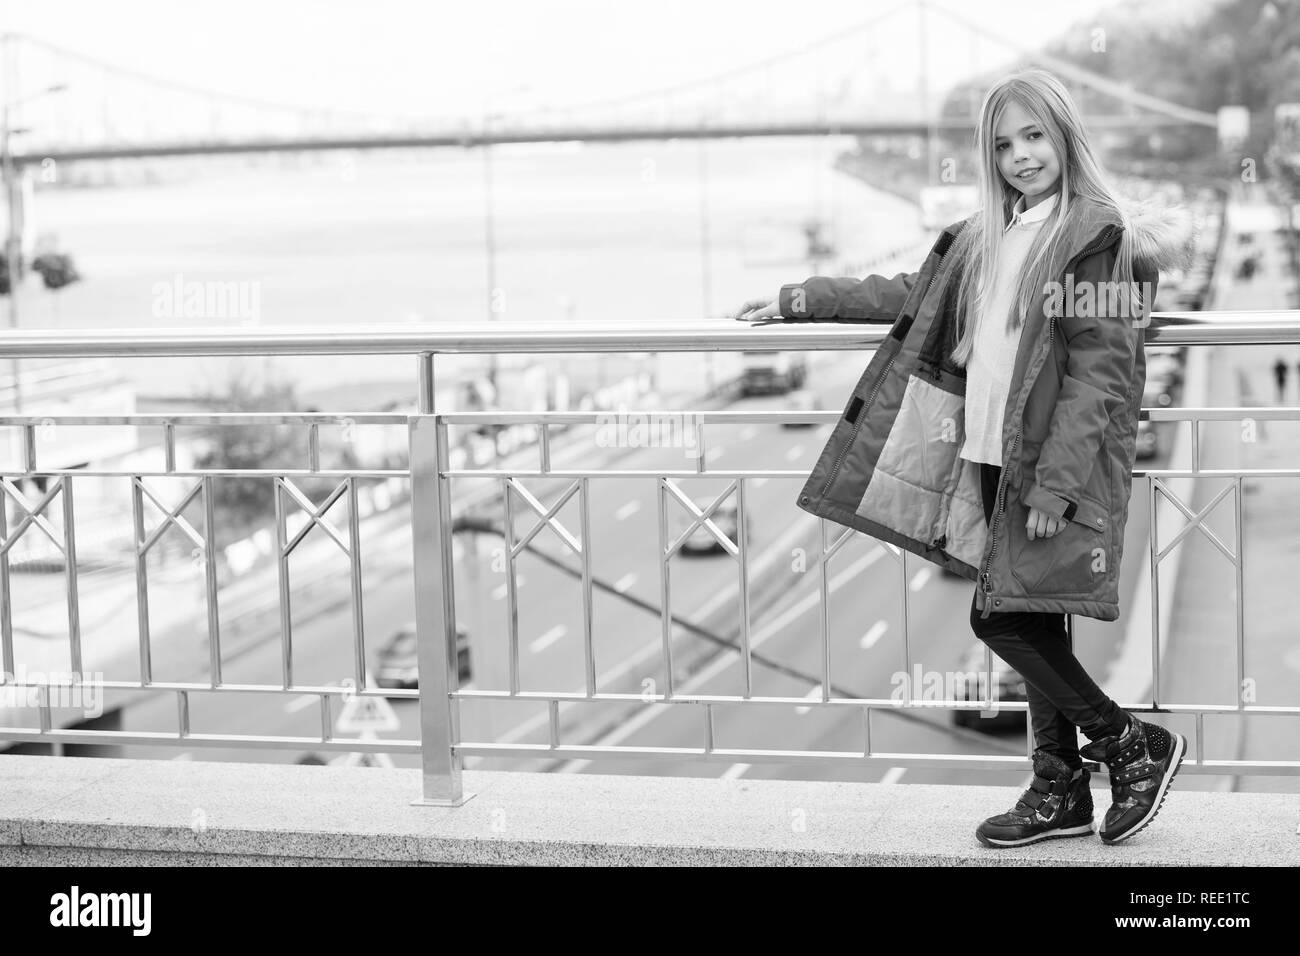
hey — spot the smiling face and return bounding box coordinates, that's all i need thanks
[994,99,1061,209]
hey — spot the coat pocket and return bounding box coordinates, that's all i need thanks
[1008,494,1111,595]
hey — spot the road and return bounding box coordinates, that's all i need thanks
[1154,201,1300,794]
[109,348,1141,795]
[105,208,1300,797]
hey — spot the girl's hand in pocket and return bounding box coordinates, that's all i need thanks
[733,295,781,322]
[1026,506,1066,540]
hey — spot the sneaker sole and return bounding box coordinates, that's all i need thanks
[976,823,1095,848]
[1099,732,1186,844]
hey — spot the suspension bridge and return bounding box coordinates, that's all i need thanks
[0,0,1217,167]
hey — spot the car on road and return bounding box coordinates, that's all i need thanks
[741,351,806,395]
[1145,351,1184,391]
[1143,376,1175,409]
[375,623,471,689]
[781,387,821,428]
[950,642,1027,732]
[676,501,748,555]
[1136,419,1159,460]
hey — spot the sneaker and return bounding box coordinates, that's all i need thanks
[1081,715,1186,844]
[975,751,1094,848]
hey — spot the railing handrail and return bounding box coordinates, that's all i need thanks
[0,311,1298,356]
[3,317,1299,799]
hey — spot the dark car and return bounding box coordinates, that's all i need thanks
[1135,419,1159,460]
[951,643,1027,731]
[1145,350,1184,391]
[676,501,749,555]
[375,624,471,689]
[741,351,806,395]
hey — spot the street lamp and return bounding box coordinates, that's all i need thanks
[480,84,531,396]
[3,82,68,321]
[2,82,69,414]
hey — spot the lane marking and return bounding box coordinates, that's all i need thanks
[559,546,887,770]
[795,684,823,716]
[491,575,526,600]
[471,516,843,768]
[284,694,317,714]
[529,624,567,654]
[860,620,888,650]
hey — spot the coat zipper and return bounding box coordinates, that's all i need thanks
[818,237,955,499]
[979,223,1118,619]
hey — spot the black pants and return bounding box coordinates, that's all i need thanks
[969,461,1128,768]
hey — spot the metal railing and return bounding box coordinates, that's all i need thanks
[0,315,1298,805]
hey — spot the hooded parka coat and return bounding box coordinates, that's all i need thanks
[780,195,1196,622]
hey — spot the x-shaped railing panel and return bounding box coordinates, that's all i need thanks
[0,478,66,555]
[661,478,740,558]
[1153,476,1239,565]
[505,477,582,557]
[134,478,205,554]
[276,478,352,556]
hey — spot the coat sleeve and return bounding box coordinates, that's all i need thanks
[1022,246,1148,522]
[778,271,919,321]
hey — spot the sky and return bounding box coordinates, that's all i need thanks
[0,0,1133,122]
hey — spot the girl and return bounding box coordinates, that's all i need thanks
[735,69,1197,846]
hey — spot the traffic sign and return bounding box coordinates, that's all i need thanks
[335,693,400,734]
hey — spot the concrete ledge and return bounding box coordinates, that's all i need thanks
[1,755,1296,866]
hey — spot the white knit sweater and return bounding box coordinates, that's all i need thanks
[959,190,1058,466]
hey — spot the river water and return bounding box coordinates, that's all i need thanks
[24,136,927,403]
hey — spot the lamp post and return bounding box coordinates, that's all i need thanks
[2,81,68,414]
[480,85,531,396]
[3,83,68,324]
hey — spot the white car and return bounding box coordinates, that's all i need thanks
[1146,353,1183,391]
[1143,378,1174,409]
[782,388,821,429]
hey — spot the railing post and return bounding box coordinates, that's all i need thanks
[417,351,435,416]
[410,356,473,805]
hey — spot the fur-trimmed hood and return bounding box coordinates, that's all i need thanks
[948,191,1201,282]
[1059,194,1200,277]
[1114,195,1200,274]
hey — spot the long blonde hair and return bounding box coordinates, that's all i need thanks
[949,68,1140,368]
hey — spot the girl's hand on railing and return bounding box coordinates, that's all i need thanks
[732,295,781,322]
